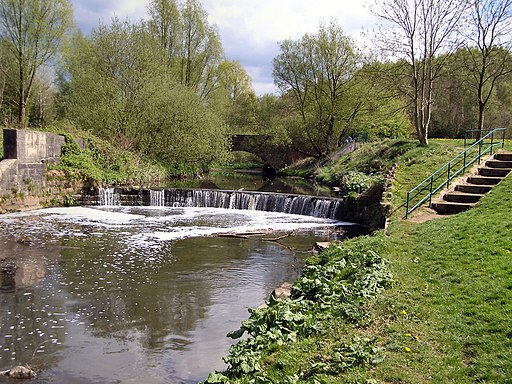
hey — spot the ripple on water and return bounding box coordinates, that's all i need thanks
[0,206,347,383]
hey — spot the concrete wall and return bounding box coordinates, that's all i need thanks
[3,129,65,165]
[0,129,67,201]
[0,159,19,195]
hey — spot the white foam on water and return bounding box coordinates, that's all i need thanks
[0,206,354,246]
[43,207,145,223]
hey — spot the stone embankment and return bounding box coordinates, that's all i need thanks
[0,129,85,213]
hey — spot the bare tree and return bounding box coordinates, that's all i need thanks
[372,0,467,145]
[0,0,72,129]
[465,0,512,138]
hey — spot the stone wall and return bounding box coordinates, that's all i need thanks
[0,129,70,212]
[3,129,65,165]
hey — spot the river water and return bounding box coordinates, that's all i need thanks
[0,206,354,383]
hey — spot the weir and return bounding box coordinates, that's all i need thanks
[96,187,344,220]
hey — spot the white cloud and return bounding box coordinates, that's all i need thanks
[71,0,377,95]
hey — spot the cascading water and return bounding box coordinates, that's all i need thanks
[99,188,344,220]
[98,187,120,206]
[150,189,165,206]
[165,189,344,220]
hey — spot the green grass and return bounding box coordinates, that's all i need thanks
[373,173,512,383]
[206,139,512,384]
[313,138,467,216]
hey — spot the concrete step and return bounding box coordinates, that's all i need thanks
[431,201,475,214]
[495,152,512,161]
[467,175,503,185]
[486,159,512,169]
[478,166,511,177]
[455,184,493,194]
[443,192,484,204]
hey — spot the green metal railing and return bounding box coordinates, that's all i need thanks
[405,128,506,218]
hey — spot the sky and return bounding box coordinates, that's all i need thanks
[70,0,378,95]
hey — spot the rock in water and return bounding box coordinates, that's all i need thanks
[272,282,292,299]
[6,365,36,379]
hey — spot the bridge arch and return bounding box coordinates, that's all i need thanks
[230,134,306,171]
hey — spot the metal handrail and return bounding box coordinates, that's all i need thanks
[405,128,506,218]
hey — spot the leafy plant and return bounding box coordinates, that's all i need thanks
[203,237,393,383]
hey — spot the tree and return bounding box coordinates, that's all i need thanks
[148,0,182,64]
[65,19,230,171]
[372,0,467,145]
[147,0,224,101]
[273,20,362,159]
[216,60,257,133]
[0,0,72,129]
[464,0,512,137]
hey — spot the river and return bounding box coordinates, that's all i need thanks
[0,205,355,383]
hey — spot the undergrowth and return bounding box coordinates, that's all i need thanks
[204,236,393,384]
[45,123,167,186]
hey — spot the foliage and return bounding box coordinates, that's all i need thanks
[273,21,363,159]
[338,171,383,194]
[146,0,226,99]
[64,19,231,173]
[203,236,393,383]
[0,0,73,128]
[46,123,167,186]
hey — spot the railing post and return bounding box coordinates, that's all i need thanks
[503,129,506,150]
[478,139,482,164]
[447,162,451,187]
[406,191,410,219]
[429,176,433,207]
[463,150,467,173]
[490,131,494,155]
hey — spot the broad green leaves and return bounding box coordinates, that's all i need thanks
[204,238,393,383]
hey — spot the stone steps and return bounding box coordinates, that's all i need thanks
[443,192,484,204]
[431,201,476,214]
[467,175,503,185]
[495,152,512,161]
[478,166,512,178]
[486,159,512,169]
[430,151,511,215]
[455,183,493,194]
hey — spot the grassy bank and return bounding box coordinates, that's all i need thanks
[374,172,512,383]
[206,141,512,383]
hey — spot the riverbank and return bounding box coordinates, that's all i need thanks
[204,141,512,383]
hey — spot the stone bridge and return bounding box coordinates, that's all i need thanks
[230,134,306,170]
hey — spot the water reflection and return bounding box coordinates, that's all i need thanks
[164,171,334,197]
[0,207,346,383]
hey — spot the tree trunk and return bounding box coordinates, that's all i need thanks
[18,82,26,129]
[477,99,485,140]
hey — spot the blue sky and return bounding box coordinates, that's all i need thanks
[70,0,377,95]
